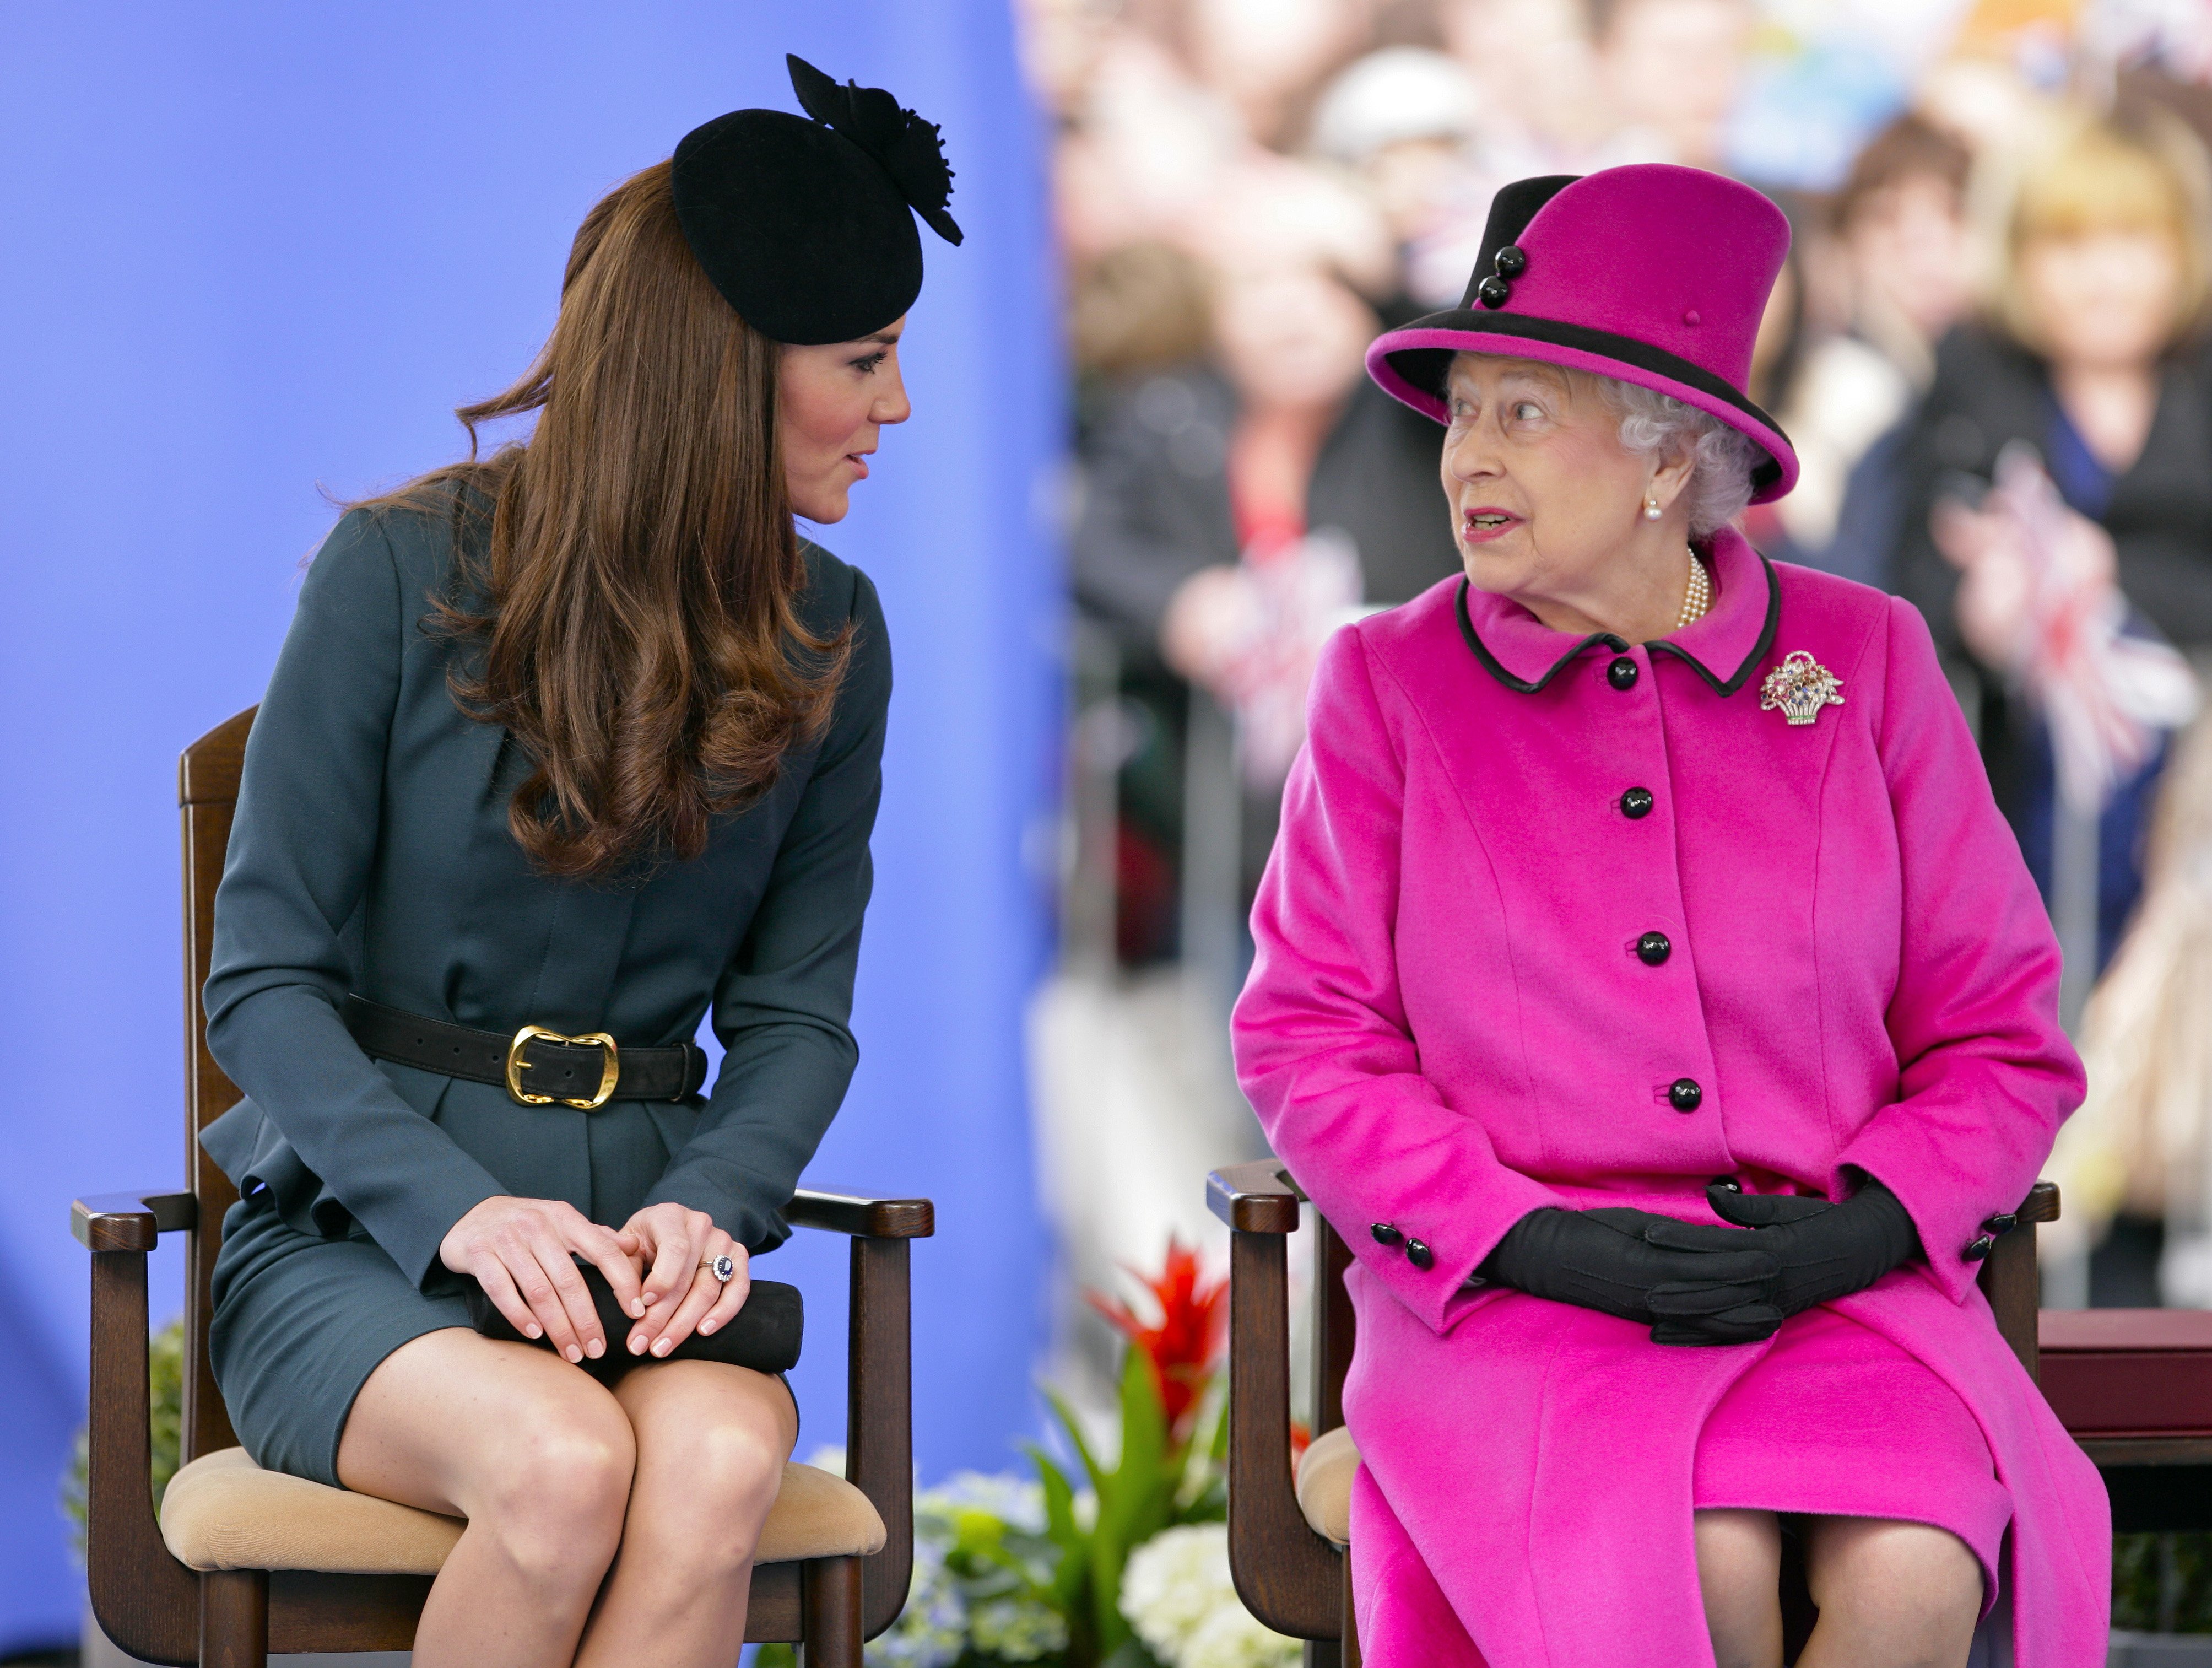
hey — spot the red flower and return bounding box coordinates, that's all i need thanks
[1087,1237,1228,1440]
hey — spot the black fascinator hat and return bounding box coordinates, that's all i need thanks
[672,54,962,346]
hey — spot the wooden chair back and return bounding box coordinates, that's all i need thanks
[179,707,255,1465]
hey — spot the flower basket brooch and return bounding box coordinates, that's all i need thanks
[1759,651,1844,726]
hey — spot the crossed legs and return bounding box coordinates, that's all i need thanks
[1696,1508,1985,1668]
[337,1327,798,1668]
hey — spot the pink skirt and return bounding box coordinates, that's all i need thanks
[1693,1305,2013,1604]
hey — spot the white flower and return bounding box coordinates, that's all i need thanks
[864,1533,967,1668]
[970,1593,1070,1661]
[1119,1523,1299,1668]
[1181,1603,1303,1668]
[929,1469,1049,1535]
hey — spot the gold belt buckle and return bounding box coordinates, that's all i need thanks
[506,1024,620,1110]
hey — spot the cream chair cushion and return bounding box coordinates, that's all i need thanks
[1293,1424,1360,1546]
[159,1448,886,1574]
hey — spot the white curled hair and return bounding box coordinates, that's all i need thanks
[1594,377,1764,538]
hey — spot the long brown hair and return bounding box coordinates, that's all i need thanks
[358,159,848,880]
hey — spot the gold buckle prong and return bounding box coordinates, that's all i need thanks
[506,1025,620,1110]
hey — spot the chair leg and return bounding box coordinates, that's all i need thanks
[199,1569,267,1668]
[799,1555,863,1667]
[1340,1543,1362,1668]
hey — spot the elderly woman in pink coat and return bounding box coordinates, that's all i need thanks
[1231,166,2111,1668]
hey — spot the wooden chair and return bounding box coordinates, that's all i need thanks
[73,708,931,1668]
[1204,1159,2061,1668]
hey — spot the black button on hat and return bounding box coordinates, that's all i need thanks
[1476,274,1511,308]
[1404,1238,1435,1270]
[1668,1077,1702,1111]
[1608,656,1640,690]
[672,55,962,346]
[1636,931,1672,966]
[1962,1234,1996,1262]
[1981,1212,2018,1236]
[1494,244,1528,277]
[1620,786,1654,819]
[1371,1223,1404,1246]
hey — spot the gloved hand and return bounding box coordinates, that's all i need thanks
[1641,1178,1921,1343]
[1477,1206,1783,1346]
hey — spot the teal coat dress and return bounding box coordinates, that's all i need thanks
[201,495,890,1485]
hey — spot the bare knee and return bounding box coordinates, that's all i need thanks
[643,1416,789,1574]
[1804,1518,1981,1666]
[1696,1509,1783,1668]
[470,1389,637,1585]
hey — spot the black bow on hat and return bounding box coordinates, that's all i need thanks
[787,54,962,246]
[672,55,962,346]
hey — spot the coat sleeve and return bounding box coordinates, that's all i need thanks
[1232,627,1567,1334]
[642,570,891,1251]
[203,511,506,1288]
[1832,596,2085,1303]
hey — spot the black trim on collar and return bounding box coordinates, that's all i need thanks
[1386,314,1790,492]
[1456,580,1624,693]
[1455,554,1781,698]
[1648,555,1782,695]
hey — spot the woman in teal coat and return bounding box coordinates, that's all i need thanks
[198,58,959,1667]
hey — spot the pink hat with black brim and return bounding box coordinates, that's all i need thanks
[1367,165,1799,503]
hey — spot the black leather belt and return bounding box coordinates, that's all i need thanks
[343,995,708,1110]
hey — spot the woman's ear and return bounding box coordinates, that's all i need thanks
[1647,441,1697,514]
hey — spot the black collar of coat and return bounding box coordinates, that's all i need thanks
[1454,529,1780,697]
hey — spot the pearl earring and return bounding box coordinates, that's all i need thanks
[1643,498,1662,522]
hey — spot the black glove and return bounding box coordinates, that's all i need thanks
[1642,1178,1921,1343]
[1477,1206,1783,1346]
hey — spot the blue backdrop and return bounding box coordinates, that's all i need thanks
[0,4,1061,1650]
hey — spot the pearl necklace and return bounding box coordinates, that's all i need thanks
[1676,548,1711,629]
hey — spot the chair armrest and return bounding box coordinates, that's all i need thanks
[785,1186,929,1638]
[1978,1181,2059,1386]
[1207,1162,1302,1234]
[72,1190,198,1252]
[788,1189,934,1240]
[1218,1201,1341,1638]
[76,1204,200,1663]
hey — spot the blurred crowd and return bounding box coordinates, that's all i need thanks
[1016,0,2212,1334]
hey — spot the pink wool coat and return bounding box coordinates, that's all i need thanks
[1231,527,2110,1666]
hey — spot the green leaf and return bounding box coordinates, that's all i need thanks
[1083,1349,1180,1656]
[1024,1443,1084,1558]
[1043,1386,1109,1498]
[1023,1441,1094,1620]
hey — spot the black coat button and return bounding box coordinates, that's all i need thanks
[1711,1175,1742,1192]
[1962,1234,1996,1262]
[1636,931,1672,966]
[1404,1238,1435,1270]
[1668,1077,1702,1111]
[1981,1212,2018,1236]
[1494,244,1528,277]
[1620,786,1654,819]
[1475,273,1511,308]
[1371,1222,1403,1246]
[1607,656,1639,690]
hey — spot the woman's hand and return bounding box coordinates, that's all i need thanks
[438,1195,647,1364]
[1643,1179,1921,1340]
[1477,1205,1784,1345]
[619,1202,751,1359]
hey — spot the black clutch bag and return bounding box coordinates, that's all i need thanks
[464,1265,803,1386]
